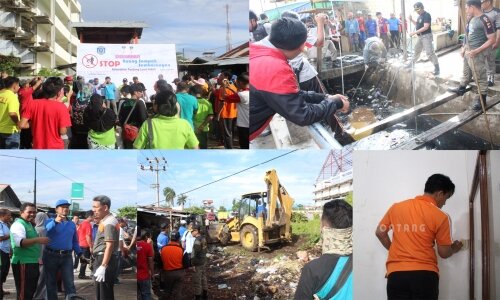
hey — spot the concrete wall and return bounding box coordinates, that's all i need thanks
[353,151,499,299]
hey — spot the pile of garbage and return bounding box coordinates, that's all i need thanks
[206,245,318,300]
[329,55,365,68]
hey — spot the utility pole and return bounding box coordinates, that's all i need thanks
[139,156,167,207]
[226,4,232,52]
[34,157,37,206]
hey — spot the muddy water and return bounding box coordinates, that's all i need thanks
[324,73,498,150]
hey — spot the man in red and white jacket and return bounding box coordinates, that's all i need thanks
[250,17,349,141]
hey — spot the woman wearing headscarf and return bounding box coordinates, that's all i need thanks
[83,94,117,149]
[33,212,48,300]
[133,91,199,149]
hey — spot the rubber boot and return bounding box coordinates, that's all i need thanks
[472,94,487,111]
[447,85,466,96]
[202,290,208,300]
[433,64,440,76]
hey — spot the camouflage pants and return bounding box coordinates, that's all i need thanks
[413,33,439,66]
[193,263,207,295]
[484,47,496,80]
[460,50,488,94]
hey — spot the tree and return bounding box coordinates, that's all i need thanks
[231,198,243,212]
[116,206,137,220]
[184,206,206,215]
[163,187,176,207]
[218,206,227,212]
[37,67,64,77]
[177,194,188,209]
[297,204,304,210]
[0,55,21,76]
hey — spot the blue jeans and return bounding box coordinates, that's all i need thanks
[0,132,20,149]
[137,279,152,300]
[43,249,76,300]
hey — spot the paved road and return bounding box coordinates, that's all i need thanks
[3,266,136,300]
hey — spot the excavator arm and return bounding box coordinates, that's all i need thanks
[264,169,294,240]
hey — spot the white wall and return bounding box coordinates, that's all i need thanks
[487,151,500,299]
[353,151,483,300]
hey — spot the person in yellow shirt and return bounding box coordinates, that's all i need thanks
[0,76,21,149]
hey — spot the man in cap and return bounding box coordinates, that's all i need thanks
[44,199,82,300]
[448,0,495,110]
[160,230,185,298]
[172,78,181,87]
[132,76,147,100]
[178,219,187,238]
[191,224,208,300]
[156,223,170,252]
[250,17,349,141]
[481,0,500,86]
[10,203,49,300]
[92,195,119,300]
[407,2,441,75]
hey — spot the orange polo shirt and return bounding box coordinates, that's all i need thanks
[160,241,184,271]
[218,84,238,119]
[378,194,453,276]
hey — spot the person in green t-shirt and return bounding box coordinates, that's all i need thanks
[133,91,199,149]
[190,85,213,149]
[10,203,50,300]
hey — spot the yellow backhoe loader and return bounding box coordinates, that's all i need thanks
[217,169,294,251]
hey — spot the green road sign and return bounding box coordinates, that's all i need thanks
[71,183,84,199]
[71,202,80,211]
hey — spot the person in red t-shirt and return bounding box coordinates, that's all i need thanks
[137,229,154,300]
[17,77,43,149]
[357,11,366,48]
[19,77,72,149]
[76,210,93,279]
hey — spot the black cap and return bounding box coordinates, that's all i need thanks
[414,2,424,9]
[170,230,180,241]
[129,83,144,93]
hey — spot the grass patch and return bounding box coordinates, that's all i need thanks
[292,216,321,250]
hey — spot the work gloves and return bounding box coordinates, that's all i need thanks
[94,265,106,282]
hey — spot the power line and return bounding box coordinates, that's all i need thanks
[36,160,102,195]
[0,154,34,161]
[140,149,299,206]
[1,154,103,200]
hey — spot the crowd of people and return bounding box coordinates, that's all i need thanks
[0,71,249,150]
[249,0,500,144]
[0,195,134,300]
[137,217,208,300]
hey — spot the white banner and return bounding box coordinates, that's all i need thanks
[76,44,178,97]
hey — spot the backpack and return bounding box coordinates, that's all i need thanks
[313,256,353,300]
[72,84,93,127]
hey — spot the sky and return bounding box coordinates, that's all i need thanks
[0,151,137,211]
[80,0,249,59]
[136,150,332,209]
